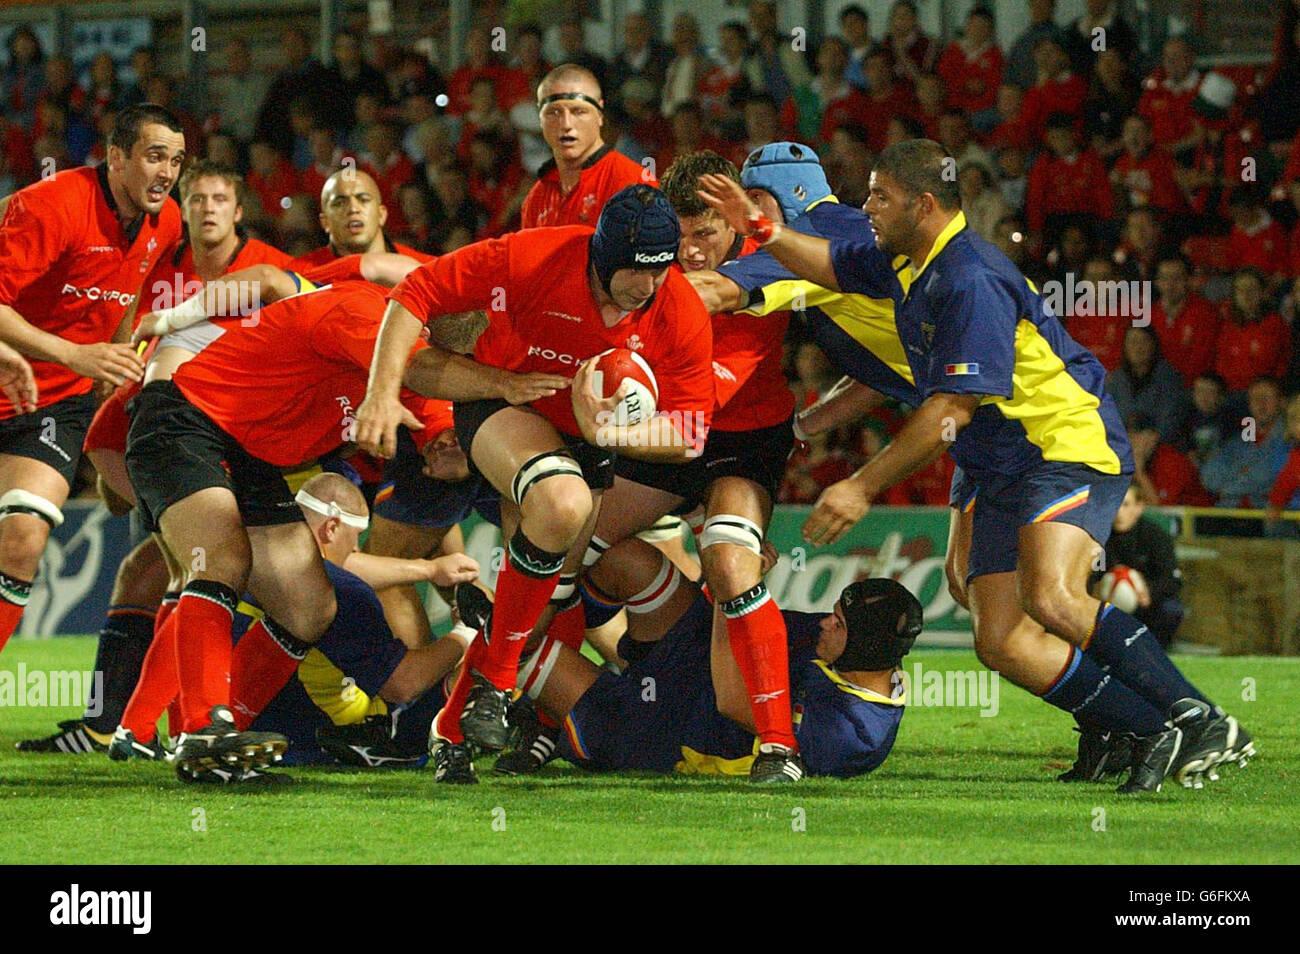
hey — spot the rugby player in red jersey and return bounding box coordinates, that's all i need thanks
[521,65,656,229]
[0,104,184,659]
[15,159,306,753]
[356,184,714,782]
[516,151,804,783]
[291,169,433,270]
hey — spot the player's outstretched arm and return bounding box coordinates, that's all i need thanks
[403,340,569,405]
[131,265,301,342]
[804,391,980,546]
[697,173,841,292]
[796,376,886,439]
[342,550,479,592]
[358,252,422,286]
[684,268,746,314]
[0,303,143,387]
[356,300,428,458]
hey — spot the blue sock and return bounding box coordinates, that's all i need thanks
[1040,647,1166,735]
[1083,603,1210,713]
[392,682,444,756]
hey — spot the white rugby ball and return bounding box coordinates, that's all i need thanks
[1097,565,1149,614]
[590,347,659,426]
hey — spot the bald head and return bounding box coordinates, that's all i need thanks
[538,64,603,107]
[319,168,389,254]
[299,472,368,522]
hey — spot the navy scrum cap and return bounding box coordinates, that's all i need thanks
[740,141,833,225]
[589,184,681,294]
[837,578,922,671]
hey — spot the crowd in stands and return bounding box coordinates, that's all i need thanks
[4,0,1300,524]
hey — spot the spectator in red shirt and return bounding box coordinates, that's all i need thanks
[445,26,514,116]
[1129,421,1214,507]
[824,123,874,210]
[699,22,755,124]
[1137,37,1202,158]
[246,141,300,219]
[325,30,391,134]
[655,102,725,173]
[1151,254,1220,385]
[984,83,1032,151]
[1026,112,1113,236]
[360,122,416,237]
[502,23,550,110]
[937,5,1004,116]
[1065,257,1127,371]
[859,50,917,153]
[1214,268,1292,392]
[914,74,948,142]
[1112,114,1185,216]
[1177,72,1256,228]
[1226,185,1290,285]
[1021,36,1086,145]
[803,37,872,145]
[884,0,940,87]
[466,130,526,237]
[726,91,782,169]
[1266,394,1300,528]
[456,76,515,162]
[298,125,348,202]
[1113,207,1172,284]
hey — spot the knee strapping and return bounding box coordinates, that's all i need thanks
[698,514,763,555]
[510,450,583,506]
[0,489,64,528]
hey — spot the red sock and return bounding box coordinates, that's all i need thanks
[173,582,239,732]
[720,586,796,749]
[476,530,564,689]
[121,610,180,741]
[229,616,309,730]
[0,573,33,653]
[434,639,488,743]
[548,602,586,652]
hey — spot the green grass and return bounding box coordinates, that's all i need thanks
[1,637,1296,864]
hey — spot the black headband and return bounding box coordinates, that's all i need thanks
[540,90,603,112]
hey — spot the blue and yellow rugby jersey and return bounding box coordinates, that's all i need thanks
[829,213,1134,479]
[557,597,906,778]
[717,199,921,407]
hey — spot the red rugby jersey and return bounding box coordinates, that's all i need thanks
[695,235,794,432]
[172,281,421,466]
[290,238,434,273]
[521,145,655,229]
[0,165,182,418]
[390,226,714,443]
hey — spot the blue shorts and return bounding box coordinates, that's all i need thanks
[962,462,1132,582]
[373,428,499,529]
[556,595,754,772]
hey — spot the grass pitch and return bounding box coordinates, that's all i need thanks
[0,636,1295,865]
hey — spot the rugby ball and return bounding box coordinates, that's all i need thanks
[1097,565,1148,614]
[589,348,658,426]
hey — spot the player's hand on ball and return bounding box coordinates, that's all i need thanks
[572,357,629,443]
[67,342,144,387]
[0,341,36,413]
[697,173,761,237]
[427,553,479,587]
[354,394,420,459]
[501,370,570,406]
[803,475,870,546]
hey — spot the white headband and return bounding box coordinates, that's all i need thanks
[294,489,369,529]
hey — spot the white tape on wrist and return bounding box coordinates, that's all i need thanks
[152,293,209,334]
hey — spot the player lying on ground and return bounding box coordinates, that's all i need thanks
[698,140,1254,793]
[479,535,918,783]
[568,150,803,784]
[0,104,184,659]
[107,472,477,780]
[355,184,716,783]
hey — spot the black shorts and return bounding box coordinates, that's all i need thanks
[0,390,96,485]
[125,380,304,533]
[615,418,794,511]
[454,398,615,492]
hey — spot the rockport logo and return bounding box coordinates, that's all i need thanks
[61,284,133,305]
[633,250,674,265]
[526,345,579,364]
[50,884,151,934]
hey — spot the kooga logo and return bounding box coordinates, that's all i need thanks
[49,884,151,934]
[633,250,674,265]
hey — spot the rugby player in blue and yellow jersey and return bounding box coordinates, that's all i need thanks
[698,140,1254,794]
[507,535,916,780]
